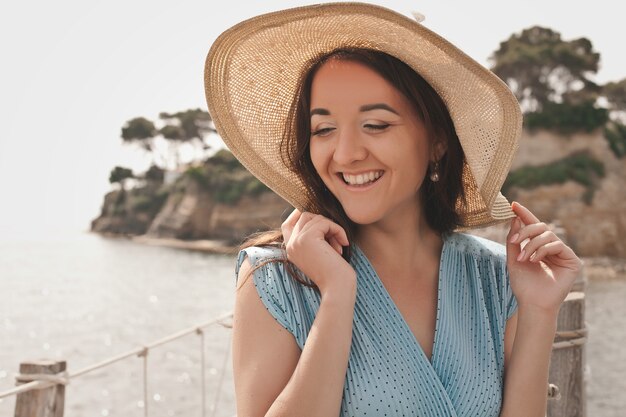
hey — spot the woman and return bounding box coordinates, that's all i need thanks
[204,3,582,417]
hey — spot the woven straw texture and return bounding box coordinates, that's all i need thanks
[204,2,522,229]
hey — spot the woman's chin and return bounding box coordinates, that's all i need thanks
[344,209,381,226]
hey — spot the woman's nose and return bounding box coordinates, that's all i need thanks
[332,129,368,165]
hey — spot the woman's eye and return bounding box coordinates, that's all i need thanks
[311,127,335,137]
[364,123,390,131]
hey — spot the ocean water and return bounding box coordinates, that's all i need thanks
[0,232,237,417]
[0,232,624,416]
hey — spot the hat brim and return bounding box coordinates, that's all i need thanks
[204,2,521,229]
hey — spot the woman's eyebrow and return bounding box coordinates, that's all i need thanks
[310,103,400,117]
[359,103,399,115]
[311,108,330,116]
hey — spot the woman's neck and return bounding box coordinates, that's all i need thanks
[354,205,444,285]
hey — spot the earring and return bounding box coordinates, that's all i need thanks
[429,161,440,182]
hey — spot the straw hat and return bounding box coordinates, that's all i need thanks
[204,2,522,229]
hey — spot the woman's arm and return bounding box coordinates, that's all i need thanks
[233,256,357,417]
[500,306,558,417]
[501,201,581,417]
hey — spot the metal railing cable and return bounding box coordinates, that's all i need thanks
[1,311,234,417]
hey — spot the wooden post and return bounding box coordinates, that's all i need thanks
[14,360,66,417]
[547,291,586,417]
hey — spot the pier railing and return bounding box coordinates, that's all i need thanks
[0,311,234,417]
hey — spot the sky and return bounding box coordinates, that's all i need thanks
[0,0,624,240]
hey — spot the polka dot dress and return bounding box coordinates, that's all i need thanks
[235,233,518,417]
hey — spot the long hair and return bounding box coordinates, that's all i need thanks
[239,48,466,291]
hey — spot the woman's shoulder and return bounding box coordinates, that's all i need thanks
[446,231,507,261]
[234,245,314,348]
[236,245,285,274]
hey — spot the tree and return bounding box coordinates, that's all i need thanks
[120,109,216,170]
[490,26,600,112]
[120,117,164,166]
[109,166,134,191]
[158,109,216,167]
[603,78,626,122]
[143,164,165,185]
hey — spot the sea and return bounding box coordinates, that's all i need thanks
[0,232,624,416]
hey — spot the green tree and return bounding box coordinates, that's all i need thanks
[490,26,600,111]
[603,78,626,122]
[109,166,134,190]
[120,109,216,169]
[143,164,165,185]
[120,117,164,166]
[159,109,216,167]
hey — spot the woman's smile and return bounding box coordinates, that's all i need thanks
[340,170,385,187]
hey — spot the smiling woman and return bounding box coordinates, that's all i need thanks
[203,3,582,417]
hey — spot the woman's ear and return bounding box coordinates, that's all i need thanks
[431,136,448,162]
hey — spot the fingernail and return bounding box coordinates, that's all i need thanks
[509,233,519,244]
[517,250,525,262]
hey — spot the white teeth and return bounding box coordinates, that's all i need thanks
[342,171,383,185]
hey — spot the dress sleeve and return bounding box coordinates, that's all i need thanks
[503,261,519,320]
[235,246,301,341]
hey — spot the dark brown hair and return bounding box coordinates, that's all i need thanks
[238,48,466,291]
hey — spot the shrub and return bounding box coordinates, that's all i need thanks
[132,189,170,214]
[184,151,271,204]
[603,122,626,158]
[503,151,605,204]
[525,101,609,133]
[185,166,209,187]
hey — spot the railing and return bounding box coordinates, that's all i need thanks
[1,311,234,417]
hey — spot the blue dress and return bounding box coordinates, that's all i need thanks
[235,232,518,417]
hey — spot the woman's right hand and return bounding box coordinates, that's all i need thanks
[281,209,356,295]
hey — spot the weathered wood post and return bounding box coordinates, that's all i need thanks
[14,360,66,417]
[547,288,587,417]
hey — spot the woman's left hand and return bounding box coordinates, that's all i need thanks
[506,201,583,315]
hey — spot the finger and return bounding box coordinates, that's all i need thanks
[529,241,580,269]
[511,201,540,225]
[506,216,523,261]
[301,215,349,247]
[283,208,301,228]
[281,209,302,242]
[290,211,317,239]
[510,222,550,245]
[327,235,343,255]
[517,231,559,262]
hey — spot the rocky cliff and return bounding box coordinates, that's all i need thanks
[91,151,291,246]
[143,178,290,242]
[506,128,626,257]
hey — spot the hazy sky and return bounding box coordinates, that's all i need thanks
[1,0,624,239]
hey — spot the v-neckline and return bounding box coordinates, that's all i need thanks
[353,233,449,367]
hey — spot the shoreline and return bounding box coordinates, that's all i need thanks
[94,231,239,255]
[94,232,626,280]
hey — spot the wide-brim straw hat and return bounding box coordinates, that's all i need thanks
[204,2,522,229]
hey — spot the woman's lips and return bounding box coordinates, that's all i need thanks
[337,171,384,191]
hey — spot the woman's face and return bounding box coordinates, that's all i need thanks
[309,59,433,225]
